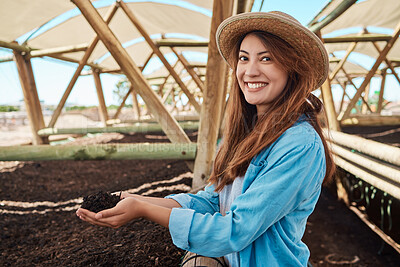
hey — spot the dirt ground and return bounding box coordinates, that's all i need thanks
[1,130,399,266]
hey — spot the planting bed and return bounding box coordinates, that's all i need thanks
[0,131,399,266]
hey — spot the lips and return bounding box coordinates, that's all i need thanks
[246,82,268,89]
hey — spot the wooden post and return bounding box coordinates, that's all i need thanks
[192,0,234,189]
[139,51,154,71]
[13,52,48,145]
[113,86,133,119]
[171,47,205,92]
[309,0,357,32]
[329,42,357,82]
[131,90,141,120]
[0,143,197,161]
[72,0,191,144]
[320,76,340,130]
[30,43,88,57]
[93,69,108,125]
[365,28,400,85]
[113,53,154,120]
[316,31,340,131]
[48,3,118,127]
[158,60,180,98]
[38,121,199,136]
[361,83,370,114]
[338,21,400,121]
[118,0,201,113]
[377,69,387,113]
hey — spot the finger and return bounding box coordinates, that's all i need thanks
[77,208,96,218]
[78,210,115,228]
[95,206,123,219]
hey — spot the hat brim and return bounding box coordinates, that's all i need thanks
[216,12,329,89]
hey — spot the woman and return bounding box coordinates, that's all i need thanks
[77,11,335,266]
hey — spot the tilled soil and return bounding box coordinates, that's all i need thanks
[0,131,399,266]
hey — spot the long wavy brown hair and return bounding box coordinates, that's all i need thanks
[209,31,335,192]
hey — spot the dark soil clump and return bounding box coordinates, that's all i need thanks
[81,191,121,213]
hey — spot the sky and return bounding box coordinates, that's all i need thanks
[0,0,398,107]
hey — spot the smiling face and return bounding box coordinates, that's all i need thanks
[236,33,289,115]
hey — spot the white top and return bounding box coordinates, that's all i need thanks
[219,176,245,266]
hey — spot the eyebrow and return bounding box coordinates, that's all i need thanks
[239,50,270,56]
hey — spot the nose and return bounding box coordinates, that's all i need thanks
[245,60,260,77]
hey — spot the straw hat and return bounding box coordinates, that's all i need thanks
[216,11,329,89]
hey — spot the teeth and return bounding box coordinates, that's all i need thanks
[247,83,267,89]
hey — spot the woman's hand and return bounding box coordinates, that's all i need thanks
[119,191,140,199]
[76,197,144,228]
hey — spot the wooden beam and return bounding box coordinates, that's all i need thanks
[236,0,254,14]
[113,86,133,119]
[339,21,400,121]
[171,47,205,92]
[377,69,387,113]
[316,31,340,131]
[155,39,209,47]
[0,143,197,161]
[331,143,400,185]
[325,129,400,166]
[37,121,199,136]
[323,34,392,43]
[118,1,201,113]
[93,69,108,125]
[329,41,358,81]
[113,55,154,120]
[320,78,340,130]
[131,91,141,120]
[334,155,400,200]
[309,0,357,33]
[13,52,48,145]
[72,0,191,144]
[193,0,234,188]
[0,40,31,53]
[140,51,154,71]
[340,115,400,126]
[45,54,101,69]
[48,3,118,128]
[157,60,180,97]
[370,41,400,85]
[338,67,372,113]
[30,43,88,57]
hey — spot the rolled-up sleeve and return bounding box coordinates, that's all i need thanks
[168,140,326,257]
[165,183,220,214]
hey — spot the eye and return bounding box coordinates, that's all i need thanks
[261,56,271,62]
[239,55,248,61]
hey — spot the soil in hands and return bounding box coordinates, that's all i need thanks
[81,191,121,213]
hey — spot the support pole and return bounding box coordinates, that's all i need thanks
[38,121,199,136]
[93,69,108,125]
[72,0,191,144]
[171,47,205,92]
[13,52,48,145]
[329,41,357,81]
[113,53,154,120]
[339,21,400,121]
[192,0,234,189]
[48,3,118,127]
[131,91,141,120]
[118,0,201,113]
[316,30,340,131]
[338,66,372,113]
[0,143,197,161]
[113,86,133,119]
[377,69,387,113]
[320,75,340,130]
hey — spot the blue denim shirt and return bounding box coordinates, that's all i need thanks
[166,118,326,266]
